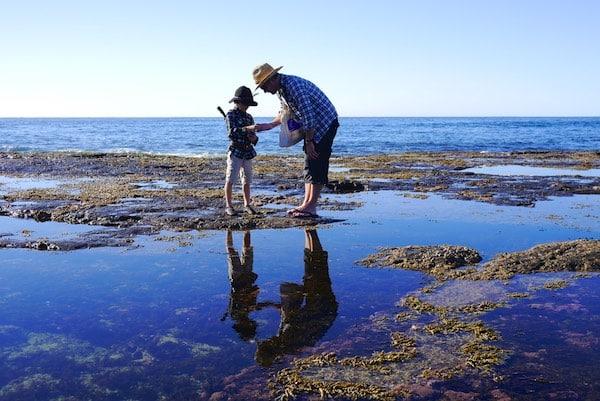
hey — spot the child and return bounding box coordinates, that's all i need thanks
[224,86,276,216]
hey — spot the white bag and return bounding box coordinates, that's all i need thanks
[279,104,304,147]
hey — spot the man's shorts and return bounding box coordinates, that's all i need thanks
[226,152,253,185]
[303,120,339,185]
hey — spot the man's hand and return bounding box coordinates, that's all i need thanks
[305,140,318,159]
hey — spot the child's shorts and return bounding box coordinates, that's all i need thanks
[225,152,253,185]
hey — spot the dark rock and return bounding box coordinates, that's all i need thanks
[326,180,365,193]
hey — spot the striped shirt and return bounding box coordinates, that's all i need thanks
[279,74,338,144]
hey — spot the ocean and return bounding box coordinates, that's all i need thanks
[1,117,599,156]
[1,117,600,400]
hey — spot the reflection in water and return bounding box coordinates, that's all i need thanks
[224,229,338,366]
[256,229,338,367]
[226,230,260,341]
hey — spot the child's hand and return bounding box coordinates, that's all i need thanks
[244,125,257,133]
[255,124,267,132]
[248,133,258,145]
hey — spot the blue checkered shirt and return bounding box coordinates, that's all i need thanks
[226,108,256,160]
[279,74,338,144]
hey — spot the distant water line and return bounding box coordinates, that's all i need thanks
[1,117,599,156]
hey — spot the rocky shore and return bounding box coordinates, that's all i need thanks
[0,150,598,248]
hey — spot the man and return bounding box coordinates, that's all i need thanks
[253,63,339,218]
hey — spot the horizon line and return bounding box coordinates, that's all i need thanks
[1,115,599,119]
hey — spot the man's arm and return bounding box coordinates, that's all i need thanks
[303,128,318,159]
[245,114,282,133]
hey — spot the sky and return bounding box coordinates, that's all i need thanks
[1,0,599,117]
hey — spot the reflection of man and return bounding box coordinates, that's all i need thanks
[226,230,259,341]
[256,229,338,366]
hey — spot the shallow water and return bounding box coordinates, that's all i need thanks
[0,176,65,192]
[0,191,599,400]
[0,215,100,240]
[463,165,600,177]
[0,175,91,199]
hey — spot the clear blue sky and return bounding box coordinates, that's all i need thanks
[1,0,599,117]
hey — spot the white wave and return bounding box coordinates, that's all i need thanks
[51,147,225,158]
[1,144,32,152]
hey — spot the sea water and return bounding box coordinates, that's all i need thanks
[1,117,599,155]
[1,117,600,400]
[1,193,599,400]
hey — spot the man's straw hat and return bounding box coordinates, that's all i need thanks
[253,63,283,89]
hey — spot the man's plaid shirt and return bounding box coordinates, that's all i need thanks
[279,74,338,144]
[226,108,256,160]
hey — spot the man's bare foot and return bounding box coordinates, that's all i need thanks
[287,206,303,215]
[290,210,319,219]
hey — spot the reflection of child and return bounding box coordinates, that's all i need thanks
[224,86,277,216]
[226,230,258,341]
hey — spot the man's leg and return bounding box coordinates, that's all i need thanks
[293,121,337,216]
[302,183,322,214]
[301,183,311,208]
[295,156,324,215]
[287,183,310,214]
[302,184,310,207]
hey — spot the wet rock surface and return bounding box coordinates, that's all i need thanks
[358,240,600,282]
[358,245,482,281]
[0,226,151,251]
[333,151,600,206]
[267,240,600,400]
[1,150,597,249]
[0,152,348,236]
[0,151,598,238]
[472,239,600,280]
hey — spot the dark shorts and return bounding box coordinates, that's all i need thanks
[303,120,339,185]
